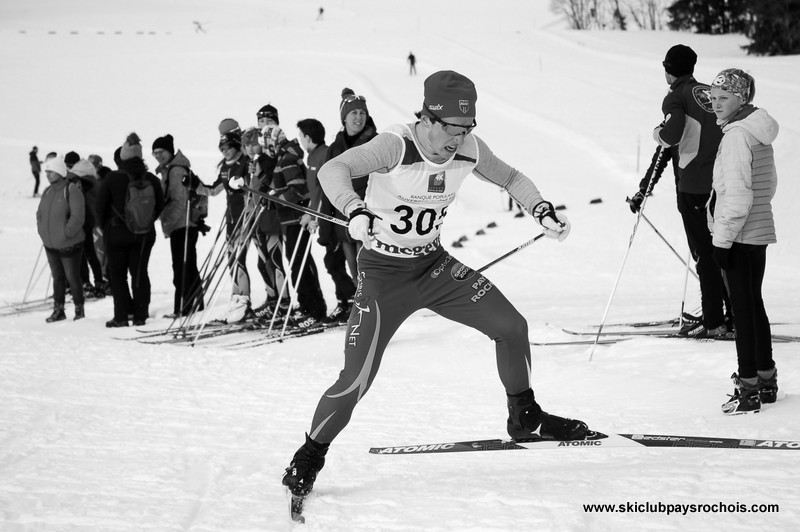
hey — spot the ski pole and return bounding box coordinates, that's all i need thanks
[679,249,691,330]
[242,186,348,227]
[635,211,699,281]
[590,145,668,361]
[477,233,545,273]
[23,245,45,304]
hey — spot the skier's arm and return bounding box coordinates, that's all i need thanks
[472,136,544,213]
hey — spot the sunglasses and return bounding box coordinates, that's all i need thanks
[257,111,278,120]
[427,109,476,136]
[343,95,366,104]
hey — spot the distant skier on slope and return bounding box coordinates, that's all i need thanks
[282,70,590,505]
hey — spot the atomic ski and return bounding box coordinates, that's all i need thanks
[289,493,305,523]
[369,432,800,455]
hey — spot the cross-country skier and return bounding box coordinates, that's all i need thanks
[282,69,590,503]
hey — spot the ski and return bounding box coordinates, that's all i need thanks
[136,321,261,344]
[368,432,800,455]
[225,323,347,349]
[562,328,800,343]
[530,338,629,346]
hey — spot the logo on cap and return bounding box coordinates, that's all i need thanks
[459,100,470,114]
[428,104,444,111]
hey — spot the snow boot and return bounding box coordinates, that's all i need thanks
[506,389,588,440]
[74,304,85,321]
[721,373,761,415]
[45,303,66,323]
[757,367,778,404]
[282,434,330,497]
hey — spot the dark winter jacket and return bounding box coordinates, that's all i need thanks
[156,150,195,238]
[319,116,378,243]
[36,177,85,251]
[249,152,281,235]
[96,157,165,245]
[29,150,41,174]
[198,151,250,228]
[262,139,309,226]
[654,75,723,194]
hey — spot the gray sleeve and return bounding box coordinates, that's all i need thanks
[318,132,404,216]
[472,136,545,213]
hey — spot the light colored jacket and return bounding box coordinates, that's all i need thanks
[156,150,193,238]
[708,107,778,248]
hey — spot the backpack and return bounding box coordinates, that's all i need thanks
[170,165,209,225]
[121,174,157,234]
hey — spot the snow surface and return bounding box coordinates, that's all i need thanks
[1,1,799,530]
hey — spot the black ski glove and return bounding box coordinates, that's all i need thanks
[628,191,645,213]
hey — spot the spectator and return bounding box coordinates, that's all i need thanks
[297,118,355,325]
[152,134,205,318]
[36,156,85,322]
[261,124,327,327]
[29,146,41,197]
[96,133,164,327]
[69,159,106,298]
[320,88,378,278]
[195,120,254,322]
[708,69,780,415]
[408,51,417,75]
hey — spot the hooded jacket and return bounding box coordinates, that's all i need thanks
[36,177,85,250]
[708,106,779,248]
[156,150,195,238]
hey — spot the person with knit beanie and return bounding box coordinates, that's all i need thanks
[632,45,730,340]
[282,70,580,506]
[256,104,279,128]
[96,131,164,328]
[709,68,779,415]
[152,134,175,156]
[37,156,86,322]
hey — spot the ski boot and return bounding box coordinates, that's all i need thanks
[757,367,778,404]
[507,389,588,440]
[282,434,330,497]
[322,300,352,326]
[46,303,66,323]
[721,373,761,415]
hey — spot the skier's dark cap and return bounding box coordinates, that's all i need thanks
[257,104,279,125]
[422,70,477,119]
[340,91,368,124]
[152,134,175,155]
[662,44,696,77]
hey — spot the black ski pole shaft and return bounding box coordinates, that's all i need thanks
[477,233,545,273]
[638,212,699,281]
[242,186,349,227]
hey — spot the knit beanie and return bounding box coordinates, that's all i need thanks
[152,134,175,155]
[88,154,103,167]
[662,45,697,77]
[218,118,241,135]
[711,68,755,104]
[256,104,279,125]
[64,151,80,168]
[70,159,97,178]
[120,132,143,161]
[422,70,477,119]
[44,157,67,178]
[339,89,369,123]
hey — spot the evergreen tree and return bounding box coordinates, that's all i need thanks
[743,0,800,55]
[666,0,748,34]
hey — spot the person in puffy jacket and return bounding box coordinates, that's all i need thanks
[36,156,85,322]
[708,68,779,416]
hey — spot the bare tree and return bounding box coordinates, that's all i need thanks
[624,0,669,30]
